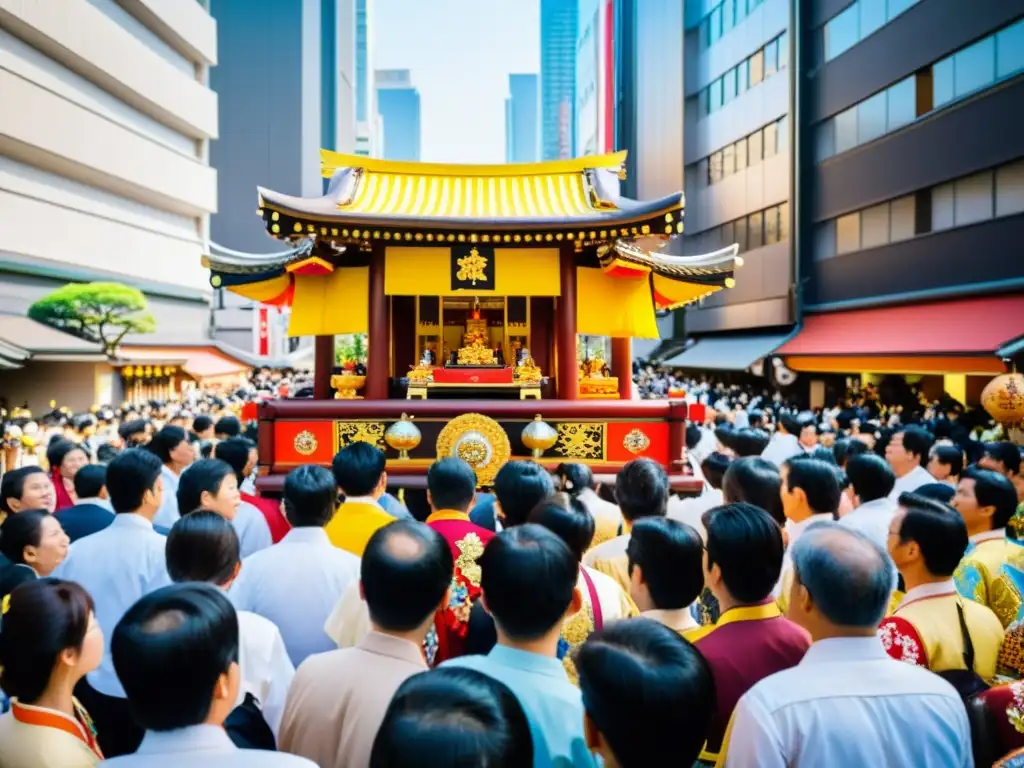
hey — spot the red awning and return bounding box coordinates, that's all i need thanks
[778,295,1024,357]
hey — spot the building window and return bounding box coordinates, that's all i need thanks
[822,0,919,63]
[815,221,837,260]
[857,91,887,146]
[931,182,955,231]
[765,205,781,244]
[748,129,763,163]
[824,3,860,61]
[954,36,996,99]
[764,38,778,78]
[748,211,764,249]
[776,115,788,154]
[859,0,886,40]
[722,144,736,175]
[763,121,778,159]
[778,31,789,70]
[709,152,724,184]
[997,19,1024,78]
[735,137,748,170]
[738,60,749,92]
[889,195,916,241]
[996,159,1024,217]
[953,171,994,226]
[721,220,735,248]
[779,201,790,240]
[834,107,858,155]
[723,68,737,104]
[749,49,764,86]
[836,212,861,254]
[734,216,748,251]
[723,0,735,33]
[932,57,954,109]
[860,203,890,249]
[816,119,835,162]
[709,5,723,45]
[886,76,915,132]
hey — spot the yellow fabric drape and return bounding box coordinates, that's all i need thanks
[225,274,292,303]
[576,268,659,339]
[384,248,560,296]
[287,267,369,337]
[651,274,722,310]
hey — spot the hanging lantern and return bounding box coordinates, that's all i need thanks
[522,415,558,460]
[122,367,134,378]
[982,372,1024,428]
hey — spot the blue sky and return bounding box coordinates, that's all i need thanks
[374,0,540,163]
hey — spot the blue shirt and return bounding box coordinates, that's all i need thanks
[444,645,586,767]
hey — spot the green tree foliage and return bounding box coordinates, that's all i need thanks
[28,282,157,356]
[335,333,368,364]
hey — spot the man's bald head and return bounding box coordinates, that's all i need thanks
[790,522,894,628]
[362,520,454,632]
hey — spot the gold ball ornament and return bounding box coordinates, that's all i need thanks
[385,413,422,460]
[981,372,1024,427]
[522,415,558,460]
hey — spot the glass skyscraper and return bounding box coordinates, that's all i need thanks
[540,0,578,159]
[505,74,540,163]
[376,69,421,161]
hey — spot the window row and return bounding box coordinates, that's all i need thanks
[700,0,766,50]
[815,159,1024,260]
[822,0,919,62]
[698,32,788,116]
[700,116,788,186]
[688,202,790,255]
[817,18,1024,161]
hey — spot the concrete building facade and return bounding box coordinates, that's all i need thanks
[0,0,219,345]
[505,74,540,163]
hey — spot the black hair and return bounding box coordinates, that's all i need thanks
[895,426,934,466]
[147,426,189,464]
[113,583,239,731]
[362,520,453,631]
[722,457,784,525]
[214,416,241,438]
[105,448,164,514]
[72,464,106,499]
[984,441,1022,475]
[575,619,716,768]
[176,459,235,516]
[0,578,94,703]
[478,524,577,640]
[96,443,120,464]
[118,418,148,441]
[554,462,595,496]
[832,438,869,468]
[914,483,956,505]
[808,446,837,465]
[492,460,555,527]
[627,518,704,610]
[615,458,669,523]
[685,424,702,451]
[723,428,770,458]
[370,667,533,768]
[845,454,895,504]
[700,453,732,492]
[528,493,595,561]
[212,437,251,485]
[962,466,1019,531]
[0,509,50,564]
[45,440,86,472]
[427,458,477,512]
[332,441,386,497]
[166,511,240,586]
[930,444,964,478]
[778,412,801,436]
[701,502,784,603]
[0,466,47,513]
[192,415,214,435]
[896,492,969,576]
[283,464,339,527]
[784,457,842,517]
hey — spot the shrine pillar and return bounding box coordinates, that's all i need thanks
[313,336,334,399]
[612,337,633,400]
[556,247,579,400]
[366,245,390,400]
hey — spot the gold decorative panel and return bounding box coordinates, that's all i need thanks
[336,421,386,450]
[554,423,606,460]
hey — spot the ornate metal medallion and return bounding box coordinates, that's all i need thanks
[436,413,511,486]
[622,428,651,455]
[293,430,318,456]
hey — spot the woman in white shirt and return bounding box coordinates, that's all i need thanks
[176,459,270,559]
[165,511,293,741]
[146,426,194,529]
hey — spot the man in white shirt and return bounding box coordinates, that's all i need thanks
[721,523,971,767]
[760,413,806,468]
[886,427,937,500]
[839,454,897,552]
[230,465,360,667]
[102,583,315,768]
[55,448,171,757]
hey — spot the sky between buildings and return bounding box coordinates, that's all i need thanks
[374,0,540,163]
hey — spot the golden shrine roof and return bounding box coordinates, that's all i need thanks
[256,150,684,242]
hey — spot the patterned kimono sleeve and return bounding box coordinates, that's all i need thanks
[877,616,929,668]
[954,557,990,607]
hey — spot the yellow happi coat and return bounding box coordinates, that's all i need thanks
[955,528,1017,627]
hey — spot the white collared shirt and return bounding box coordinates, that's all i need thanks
[229,527,360,667]
[761,433,804,468]
[153,465,181,528]
[236,609,294,739]
[897,579,957,611]
[724,637,971,767]
[577,487,622,525]
[99,724,316,767]
[889,465,938,501]
[641,607,700,634]
[839,497,896,552]
[341,495,381,508]
[667,488,723,540]
[54,513,170,697]
[232,501,273,559]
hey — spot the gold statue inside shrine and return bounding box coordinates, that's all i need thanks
[456,318,496,365]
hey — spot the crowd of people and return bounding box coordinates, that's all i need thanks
[1,386,1024,765]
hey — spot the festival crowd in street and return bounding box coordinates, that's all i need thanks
[0,377,1023,766]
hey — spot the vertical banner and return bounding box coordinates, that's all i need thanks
[258,307,269,356]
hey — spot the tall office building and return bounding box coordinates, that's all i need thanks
[505,74,540,163]
[376,69,421,162]
[540,0,578,160]
[643,0,1024,401]
[210,0,355,355]
[0,0,217,345]
[354,0,379,156]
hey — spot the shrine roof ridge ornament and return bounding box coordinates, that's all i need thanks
[255,148,685,242]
